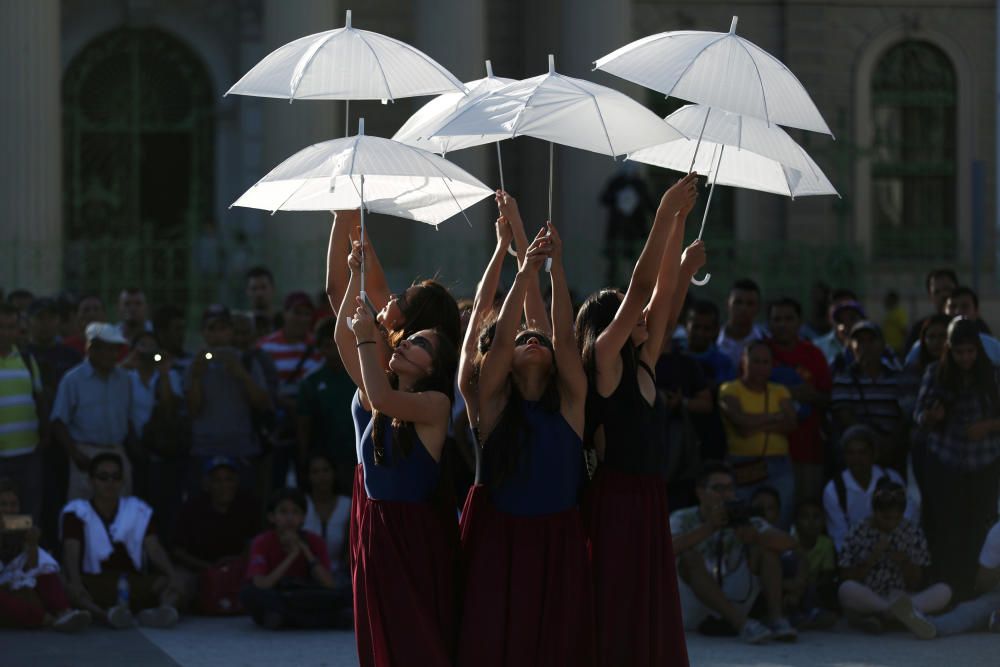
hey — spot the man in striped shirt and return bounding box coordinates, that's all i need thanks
[831,321,905,471]
[0,303,45,520]
[256,292,322,487]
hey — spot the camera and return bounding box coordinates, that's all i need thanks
[724,500,756,527]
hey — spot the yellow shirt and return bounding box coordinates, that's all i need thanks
[718,380,790,457]
[882,306,909,355]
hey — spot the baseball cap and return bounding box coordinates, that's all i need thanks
[849,320,882,339]
[203,455,239,475]
[85,322,128,345]
[284,291,315,312]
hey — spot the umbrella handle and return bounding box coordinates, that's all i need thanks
[691,272,712,286]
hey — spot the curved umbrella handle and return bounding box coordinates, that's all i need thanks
[691,271,712,286]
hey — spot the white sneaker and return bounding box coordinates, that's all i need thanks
[52,609,91,633]
[107,604,133,629]
[137,605,179,629]
[769,617,798,642]
[740,619,773,644]
[889,595,937,640]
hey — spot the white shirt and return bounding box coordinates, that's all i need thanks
[304,495,351,573]
[980,521,1000,569]
[822,466,916,552]
[716,323,767,370]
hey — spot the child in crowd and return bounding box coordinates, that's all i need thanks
[0,478,90,631]
[837,478,951,637]
[241,488,349,630]
[787,499,839,628]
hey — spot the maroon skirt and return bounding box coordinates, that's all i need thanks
[584,469,689,667]
[349,463,366,576]
[457,485,596,667]
[353,497,458,667]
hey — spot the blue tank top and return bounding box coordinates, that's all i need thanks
[357,405,441,502]
[351,390,371,464]
[483,400,583,516]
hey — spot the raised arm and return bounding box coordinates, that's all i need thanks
[325,210,357,315]
[546,222,587,432]
[498,191,548,331]
[459,215,512,424]
[334,239,367,390]
[638,202,691,368]
[593,174,698,390]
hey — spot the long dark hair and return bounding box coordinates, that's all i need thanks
[575,288,637,383]
[372,327,458,465]
[917,314,951,368]
[388,280,461,350]
[934,318,999,411]
[481,326,560,489]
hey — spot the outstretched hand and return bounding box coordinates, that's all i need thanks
[680,239,707,275]
[545,221,563,265]
[659,173,699,219]
[495,216,513,248]
[520,226,551,274]
[350,296,377,341]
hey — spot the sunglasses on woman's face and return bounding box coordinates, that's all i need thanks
[93,472,123,482]
[392,291,409,312]
[514,330,553,350]
[406,334,434,354]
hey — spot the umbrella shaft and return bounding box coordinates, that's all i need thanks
[548,142,553,221]
[345,100,350,139]
[688,107,711,175]
[698,144,725,240]
[497,142,505,192]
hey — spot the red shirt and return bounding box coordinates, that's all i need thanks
[767,338,832,464]
[245,529,331,581]
[62,502,157,574]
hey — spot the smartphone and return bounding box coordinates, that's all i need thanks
[2,514,32,531]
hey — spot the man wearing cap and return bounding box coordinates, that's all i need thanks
[50,322,134,501]
[185,305,271,497]
[813,296,865,368]
[831,322,906,470]
[257,292,322,488]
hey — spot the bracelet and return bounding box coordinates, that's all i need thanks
[356,340,376,348]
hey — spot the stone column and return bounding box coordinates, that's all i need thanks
[259,0,338,295]
[0,0,62,293]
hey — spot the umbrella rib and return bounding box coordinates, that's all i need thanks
[355,30,395,102]
[289,30,341,100]
[663,33,730,101]
[407,147,475,224]
[734,38,770,125]
[560,76,616,156]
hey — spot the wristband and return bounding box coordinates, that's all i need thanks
[356,340,376,348]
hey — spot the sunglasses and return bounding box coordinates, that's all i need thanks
[406,334,434,354]
[514,330,553,350]
[93,472,123,482]
[391,291,410,312]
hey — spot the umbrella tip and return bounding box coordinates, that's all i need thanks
[346,9,352,28]
[485,60,493,78]
[548,54,555,74]
[358,117,365,135]
[729,16,738,34]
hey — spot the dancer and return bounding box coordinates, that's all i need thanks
[576,173,699,667]
[336,236,459,667]
[458,223,592,667]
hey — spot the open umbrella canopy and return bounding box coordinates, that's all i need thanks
[431,55,683,158]
[225,10,464,101]
[232,119,493,224]
[595,17,832,136]
[393,60,516,154]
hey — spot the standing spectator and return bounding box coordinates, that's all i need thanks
[152,304,192,373]
[116,288,151,345]
[50,323,133,501]
[822,425,913,552]
[185,305,272,496]
[719,341,798,526]
[257,292,322,488]
[297,318,357,494]
[0,304,45,521]
[246,266,279,336]
[914,318,1000,600]
[766,298,832,505]
[63,295,106,355]
[670,462,798,643]
[899,314,950,421]
[684,299,734,462]
[232,310,280,399]
[301,451,351,581]
[837,479,951,636]
[903,268,957,353]
[6,289,35,314]
[60,453,182,629]
[882,290,909,356]
[717,279,766,370]
[906,287,1000,365]
[814,296,865,368]
[800,281,831,341]
[830,322,905,470]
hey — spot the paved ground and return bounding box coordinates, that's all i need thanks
[0,616,996,666]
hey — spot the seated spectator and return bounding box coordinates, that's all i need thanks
[786,499,839,628]
[50,322,134,501]
[172,457,260,614]
[671,462,798,644]
[716,279,766,370]
[812,292,862,366]
[297,318,358,495]
[830,322,905,470]
[301,452,350,582]
[0,478,90,631]
[242,488,349,630]
[837,479,951,636]
[719,341,798,526]
[914,318,1000,601]
[910,519,1000,638]
[185,305,272,497]
[906,287,1000,365]
[60,453,182,629]
[823,425,913,553]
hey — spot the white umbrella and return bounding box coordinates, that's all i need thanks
[432,55,684,222]
[233,118,493,297]
[629,105,837,284]
[226,10,465,135]
[594,16,832,137]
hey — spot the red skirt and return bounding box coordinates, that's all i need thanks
[354,497,458,667]
[584,469,689,667]
[349,463,366,576]
[457,485,596,667]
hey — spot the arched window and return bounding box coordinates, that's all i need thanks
[870,40,956,259]
[63,27,214,307]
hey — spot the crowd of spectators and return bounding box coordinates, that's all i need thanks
[0,264,998,643]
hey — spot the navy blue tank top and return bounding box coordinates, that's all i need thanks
[351,390,371,464]
[355,397,441,502]
[589,360,669,475]
[483,400,583,516]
